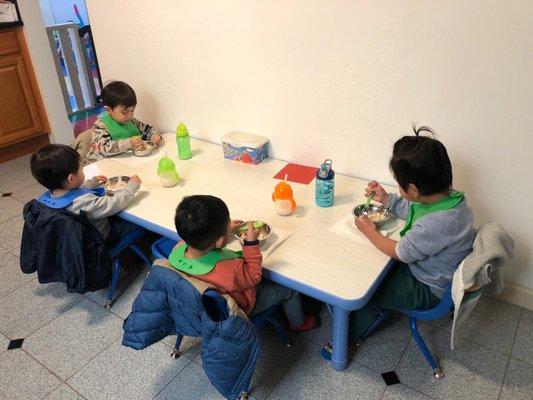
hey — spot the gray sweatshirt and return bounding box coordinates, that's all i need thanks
[64,177,140,238]
[386,192,475,298]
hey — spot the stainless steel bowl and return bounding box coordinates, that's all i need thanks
[103,176,130,196]
[234,221,271,246]
[352,203,392,227]
[133,142,154,157]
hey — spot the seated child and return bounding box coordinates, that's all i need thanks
[30,144,142,245]
[88,81,162,161]
[171,195,319,331]
[323,125,475,358]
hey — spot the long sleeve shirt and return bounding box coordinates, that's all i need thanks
[88,117,160,161]
[65,178,140,238]
[386,193,475,298]
[180,241,263,314]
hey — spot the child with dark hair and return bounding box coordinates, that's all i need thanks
[322,125,475,358]
[31,144,142,244]
[172,195,319,331]
[88,81,162,161]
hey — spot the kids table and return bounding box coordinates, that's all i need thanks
[84,133,398,371]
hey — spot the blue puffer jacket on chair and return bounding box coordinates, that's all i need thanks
[122,261,260,400]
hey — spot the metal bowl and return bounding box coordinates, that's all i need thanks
[352,203,392,227]
[234,221,271,246]
[103,176,130,196]
[133,142,154,157]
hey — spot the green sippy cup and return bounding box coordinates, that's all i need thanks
[157,152,180,187]
[176,122,192,160]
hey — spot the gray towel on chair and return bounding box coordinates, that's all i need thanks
[450,222,514,349]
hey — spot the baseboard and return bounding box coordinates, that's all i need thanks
[498,282,533,311]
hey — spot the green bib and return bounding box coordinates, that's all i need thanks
[99,112,140,140]
[168,243,242,275]
[399,190,464,237]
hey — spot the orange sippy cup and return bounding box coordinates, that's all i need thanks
[272,177,297,216]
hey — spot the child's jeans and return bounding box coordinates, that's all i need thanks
[349,262,440,342]
[251,280,305,328]
[105,217,142,247]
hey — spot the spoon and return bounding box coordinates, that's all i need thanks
[365,192,375,211]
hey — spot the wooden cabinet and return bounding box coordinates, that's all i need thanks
[0,27,49,161]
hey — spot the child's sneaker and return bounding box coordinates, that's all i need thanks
[289,314,320,332]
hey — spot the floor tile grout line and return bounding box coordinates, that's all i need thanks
[1,294,86,341]
[65,333,124,384]
[263,339,316,400]
[150,356,194,399]
[262,337,311,400]
[19,348,68,394]
[496,307,523,400]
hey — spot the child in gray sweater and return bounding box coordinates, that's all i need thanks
[30,144,141,245]
[322,125,475,359]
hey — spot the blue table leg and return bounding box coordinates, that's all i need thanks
[331,306,349,371]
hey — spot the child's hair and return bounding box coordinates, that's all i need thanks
[100,81,137,109]
[30,144,81,191]
[389,124,452,196]
[174,195,230,251]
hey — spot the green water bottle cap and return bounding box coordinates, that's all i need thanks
[158,154,177,174]
[176,122,189,137]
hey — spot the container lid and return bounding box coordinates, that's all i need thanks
[176,123,189,137]
[221,131,269,148]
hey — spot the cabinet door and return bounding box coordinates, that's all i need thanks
[0,54,44,146]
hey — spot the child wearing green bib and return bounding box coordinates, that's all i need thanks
[171,195,320,332]
[322,125,475,359]
[88,81,162,161]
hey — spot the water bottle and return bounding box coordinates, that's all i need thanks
[315,159,334,207]
[176,122,192,160]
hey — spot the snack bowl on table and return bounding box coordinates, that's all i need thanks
[352,204,392,227]
[133,142,154,157]
[103,176,130,196]
[234,221,271,247]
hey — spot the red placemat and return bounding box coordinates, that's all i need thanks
[273,163,318,185]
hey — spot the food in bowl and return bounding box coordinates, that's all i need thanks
[352,204,392,227]
[133,142,154,157]
[103,176,130,195]
[234,221,271,245]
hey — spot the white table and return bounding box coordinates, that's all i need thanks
[85,133,397,370]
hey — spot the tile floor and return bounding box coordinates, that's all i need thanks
[1,155,532,400]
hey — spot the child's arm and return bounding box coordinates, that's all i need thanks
[81,176,106,189]
[355,214,400,260]
[69,179,140,220]
[133,118,161,143]
[91,118,134,156]
[213,243,263,292]
[385,193,410,220]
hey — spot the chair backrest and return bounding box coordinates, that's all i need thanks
[202,289,230,322]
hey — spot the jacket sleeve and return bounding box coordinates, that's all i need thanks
[90,118,132,157]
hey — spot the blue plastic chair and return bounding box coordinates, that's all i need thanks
[358,287,459,378]
[105,227,151,309]
[151,237,290,360]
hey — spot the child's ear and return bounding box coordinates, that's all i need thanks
[103,105,112,113]
[214,235,225,249]
[407,183,420,198]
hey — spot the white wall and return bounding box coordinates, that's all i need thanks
[86,1,533,294]
[18,0,73,144]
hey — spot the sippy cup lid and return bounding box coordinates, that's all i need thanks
[274,181,294,200]
[176,122,189,137]
[158,153,177,173]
